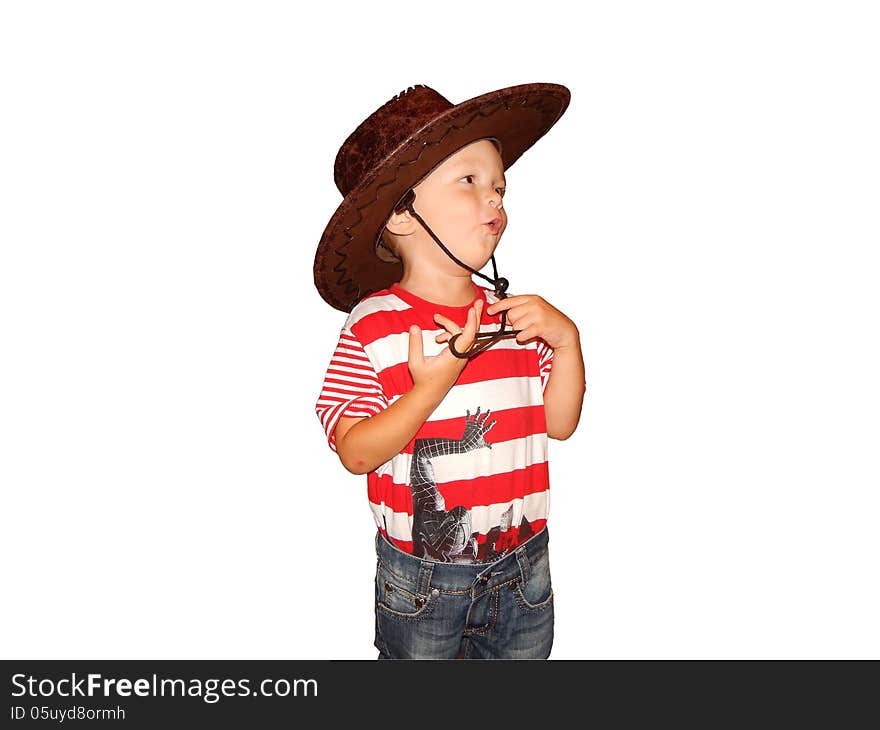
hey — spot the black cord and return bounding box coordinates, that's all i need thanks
[400,193,521,359]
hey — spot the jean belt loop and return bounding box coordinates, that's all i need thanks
[416,561,434,596]
[515,545,531,588]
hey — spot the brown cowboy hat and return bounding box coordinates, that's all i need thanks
[313,82,571,313]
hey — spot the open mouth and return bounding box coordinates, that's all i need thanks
[484,218,502,234]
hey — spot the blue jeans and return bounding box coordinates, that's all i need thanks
[374,526,554,659]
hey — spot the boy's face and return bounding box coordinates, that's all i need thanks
[385,138,507,273]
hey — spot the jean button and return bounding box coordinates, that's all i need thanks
[431,588,440,597]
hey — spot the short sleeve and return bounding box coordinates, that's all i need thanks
[315,326,389,453]
[536,339,554,394]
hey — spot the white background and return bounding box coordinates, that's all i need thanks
[2,1,878,659]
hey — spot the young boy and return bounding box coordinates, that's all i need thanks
[313,83,586,659]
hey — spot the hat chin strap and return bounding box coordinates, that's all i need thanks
[398,189,522,359]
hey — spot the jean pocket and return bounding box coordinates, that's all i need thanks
[513,546,554,612]
[375,561,439,621]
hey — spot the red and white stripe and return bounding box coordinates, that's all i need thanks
[315,330,388,453]
[315,284,556,551]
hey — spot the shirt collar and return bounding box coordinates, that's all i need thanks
[390,280,487,318]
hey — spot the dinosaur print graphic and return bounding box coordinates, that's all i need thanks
[409,406,516,563]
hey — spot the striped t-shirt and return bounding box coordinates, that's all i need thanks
[315,280,554,564]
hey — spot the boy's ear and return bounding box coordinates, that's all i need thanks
[384,208,412,233]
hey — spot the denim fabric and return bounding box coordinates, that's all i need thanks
[374,526,554,659]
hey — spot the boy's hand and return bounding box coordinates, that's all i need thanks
[407,299,483,391]
[485,295,579,350]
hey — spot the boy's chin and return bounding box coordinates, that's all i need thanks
[445,241,499,273]
[468,249,495,268]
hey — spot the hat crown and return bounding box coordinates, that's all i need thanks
[333,85,454,196]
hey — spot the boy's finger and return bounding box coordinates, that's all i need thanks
[434,314,461,335]
[485,295,526,315]
[408,325,423,362]
[460,305,478,348]
[467,301,482,335]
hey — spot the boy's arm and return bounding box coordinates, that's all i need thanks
[331,301,484,475]
[335,381,448,475]
[542,332,586,440]
[483,294,585,441]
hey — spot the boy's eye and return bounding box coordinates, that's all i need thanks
[461,175,506,196]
